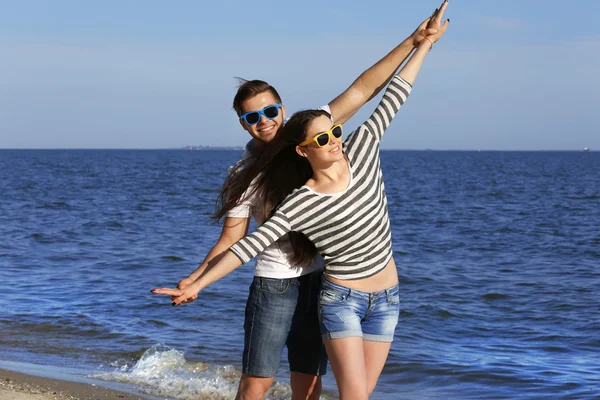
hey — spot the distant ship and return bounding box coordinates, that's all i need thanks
[583,147,590,151]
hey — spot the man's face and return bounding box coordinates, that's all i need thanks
[239,91,286,144]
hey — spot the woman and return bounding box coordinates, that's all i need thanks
[154,9,449,398]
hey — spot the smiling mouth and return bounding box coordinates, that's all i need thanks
[330,144,340,152]
[258,125,275,134]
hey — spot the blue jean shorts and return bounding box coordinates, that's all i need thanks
[318,278,400,342]
[242,270,328,377]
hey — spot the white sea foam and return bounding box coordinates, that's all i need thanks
[91,344,298,400]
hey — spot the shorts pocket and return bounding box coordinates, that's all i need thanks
[319,288,349,305]
[257,277,293,294]
[386,284,400,305]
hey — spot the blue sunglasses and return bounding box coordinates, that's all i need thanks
[239,104,282,126]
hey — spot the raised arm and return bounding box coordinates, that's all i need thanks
[399,2,450,85]
[354,4,450,143]
[327,14,439,125]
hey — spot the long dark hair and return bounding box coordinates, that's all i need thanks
[214,109,330,266]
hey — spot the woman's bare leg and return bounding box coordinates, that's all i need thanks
[324,337,369,400]
[363,340,392,395]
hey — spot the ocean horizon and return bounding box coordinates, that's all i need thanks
[0,148,594,152]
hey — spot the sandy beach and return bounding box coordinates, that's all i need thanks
[0,369,147,400]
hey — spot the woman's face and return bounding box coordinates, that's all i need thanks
[296,115,343,164]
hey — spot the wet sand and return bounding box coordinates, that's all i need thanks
[0,369,147,400]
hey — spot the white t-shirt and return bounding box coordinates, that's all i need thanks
[226,105,331,278]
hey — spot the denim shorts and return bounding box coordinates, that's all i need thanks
[318,278,400,342]
[242,270,328,377]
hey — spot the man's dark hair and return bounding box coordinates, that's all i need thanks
[232,78,283,116]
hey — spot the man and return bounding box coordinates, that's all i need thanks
[155,9,442,400]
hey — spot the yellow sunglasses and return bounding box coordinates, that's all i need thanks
[299,124,343,147]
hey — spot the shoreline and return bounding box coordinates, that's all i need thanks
[0,369,148,400]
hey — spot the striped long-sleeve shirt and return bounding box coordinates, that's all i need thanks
[230,75,412,280]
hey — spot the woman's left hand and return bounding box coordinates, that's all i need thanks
[426,1,450,44]
[410,17,439,47]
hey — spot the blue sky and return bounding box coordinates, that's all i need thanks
[1,0,598,150]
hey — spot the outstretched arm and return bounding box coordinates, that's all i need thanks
[152,250,244,306]
[152,209,292,305]
[151,216,249,304]
[186,217,250,281]
[327,8,442,125]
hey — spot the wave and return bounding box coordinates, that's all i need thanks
[91,345,333,400]
[35,201,72,209]
[481,293,510,301]
[161,255,185,262]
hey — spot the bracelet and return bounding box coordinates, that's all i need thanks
[424,37,434,51]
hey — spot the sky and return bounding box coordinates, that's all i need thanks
[1,0,599,150]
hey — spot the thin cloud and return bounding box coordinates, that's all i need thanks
[1,36,599,150]
[472,13,523,30]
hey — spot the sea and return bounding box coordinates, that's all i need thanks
[0,149,598,399]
